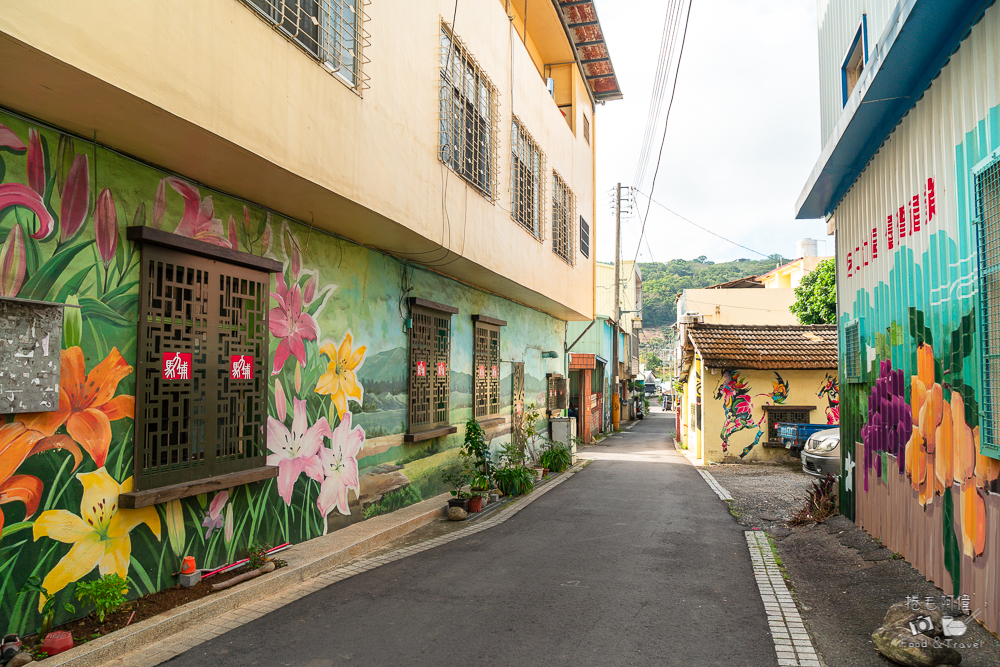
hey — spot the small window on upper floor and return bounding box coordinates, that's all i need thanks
[240,0,367,91]
[551,171,576,266]
[582,113,590,145]
[842,15,868,106]
[440,23,499,201]
[511,118,545,240]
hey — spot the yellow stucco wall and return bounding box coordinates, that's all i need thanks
[679,289,798,325]
[700,367,837,463]
[0,0,597,320]
[681,355,704,461]
[759,256,833,290]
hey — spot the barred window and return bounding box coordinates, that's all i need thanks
[976,156,1000,459]
[406,298,459,442]
[473,315,505,421]
[511,118,544,239]
[241,0,367,90]
[583,113,590,145]
[552,171,576,265]
[439,24,498,200]
[580,216,590,258]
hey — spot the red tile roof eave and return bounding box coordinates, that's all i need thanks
[556,0,623,103]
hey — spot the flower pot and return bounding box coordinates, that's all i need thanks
[447,498,469,511]
[41,631,73,657]
[468,496,483,513]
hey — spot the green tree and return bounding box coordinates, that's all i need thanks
[643,352,663,373]
[790,258,836,324]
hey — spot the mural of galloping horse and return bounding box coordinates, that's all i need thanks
[817,373,839,425]
[714,370,789,458]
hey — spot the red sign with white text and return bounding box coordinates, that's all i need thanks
[230,355,253,380]
[163,352,191,380]
[436,362,446,377]
[416,361,427,377]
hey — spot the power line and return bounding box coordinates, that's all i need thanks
[630,0,693,270]
[635,189,772,260]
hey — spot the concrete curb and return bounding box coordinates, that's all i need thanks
[44,493,452,667]
[46,464,586,667]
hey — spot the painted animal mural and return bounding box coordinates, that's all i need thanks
[817,373,840,425]
[714,370,789,458]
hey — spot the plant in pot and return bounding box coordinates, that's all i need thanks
[468,473,491,512]
[443,467,474,511]
[539,442,571,473]
[492,442,535,497]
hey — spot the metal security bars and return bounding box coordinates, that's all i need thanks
[134,245,270,491]
[439,23,500,201]
[583,113,590,145]
[580,216,590,258]
[976,156,1000,458]
[473,316,504,419]
[240,0,369,90]
[552,171,576,265]
[408,299,457,434]
[511,118,545,239]
[844,319,863,383]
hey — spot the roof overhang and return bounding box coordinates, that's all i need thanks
[795,0,994,219]
[552,0,623,103]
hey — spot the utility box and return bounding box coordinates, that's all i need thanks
[549,417,577,462]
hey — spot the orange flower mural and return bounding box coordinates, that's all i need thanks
[315,333,366,419]
[0,422,81,534]
[18,347,134,468]
[902,342,999,557]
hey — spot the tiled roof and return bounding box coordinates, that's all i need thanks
[686,324,838,370]
[706,276,763,289]
[555,0,622,102]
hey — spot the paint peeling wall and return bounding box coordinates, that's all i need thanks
[0,108,564,634]
[832,4,1000,634]
[701,368,834,464]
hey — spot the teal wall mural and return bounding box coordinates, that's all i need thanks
[0,108,564,634]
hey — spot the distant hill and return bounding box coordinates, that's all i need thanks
[639,256,789,329]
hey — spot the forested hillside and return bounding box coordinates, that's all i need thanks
[639,255,789,328]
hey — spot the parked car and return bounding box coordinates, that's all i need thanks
[801,427,841,478]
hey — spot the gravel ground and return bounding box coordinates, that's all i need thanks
[703,460,1000,667]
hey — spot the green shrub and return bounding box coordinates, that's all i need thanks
[493,466,535,497]
[75,573,127,622]
[539,443,571,472]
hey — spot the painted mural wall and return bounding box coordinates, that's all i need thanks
[702,368,832,464]
[831,5,1000,634]
[0,108,564,634]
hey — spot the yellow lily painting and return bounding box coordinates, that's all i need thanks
[316,332,366,419]
[32,467,160,610]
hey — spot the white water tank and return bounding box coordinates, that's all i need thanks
[796,238,818,258]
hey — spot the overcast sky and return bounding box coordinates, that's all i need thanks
[593,0,830,266]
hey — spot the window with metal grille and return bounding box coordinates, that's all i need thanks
[439,24,498,200]
[511,118,545,239]
[844,319,863,383]
[130,235,278,496]
[546,373,568,414]
[976,155,1000,459]
[473,315,505,420]
[552,171,576,265]
[580,216,590,258]
[766,407,814,444]
[582,113,590,145]
[240,0,368,90]
[407,298,458,438]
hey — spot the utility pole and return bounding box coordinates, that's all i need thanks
[612,182,621,431]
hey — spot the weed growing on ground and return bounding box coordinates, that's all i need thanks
[789,474,838,525]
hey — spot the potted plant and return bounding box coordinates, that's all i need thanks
[539,442,571,473]
[492,442,535,497]
[443,468,474,511]
[468,473,490,512]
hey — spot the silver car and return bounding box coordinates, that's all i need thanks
[801,427,840,478]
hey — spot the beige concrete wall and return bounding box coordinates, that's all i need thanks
[700,368,835,463]
[759,256,833,290]
[680,289,798,325]
[0,0,597,320]
[596,260,641,330]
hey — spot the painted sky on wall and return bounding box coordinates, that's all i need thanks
[594,0,829,264]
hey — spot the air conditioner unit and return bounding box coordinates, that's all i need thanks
[679,313,703,324]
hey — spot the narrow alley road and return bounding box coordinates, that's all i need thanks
[165,410,777,667]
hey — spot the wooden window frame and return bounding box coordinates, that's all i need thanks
[473,315,506,425]
[405,297,459,442]
[120,227,282,509]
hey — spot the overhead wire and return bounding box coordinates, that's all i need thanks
[629,0,693,270]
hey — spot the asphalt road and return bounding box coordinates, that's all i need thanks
[166,410,777,667]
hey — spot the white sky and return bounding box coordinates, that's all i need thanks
[593,0,831,265]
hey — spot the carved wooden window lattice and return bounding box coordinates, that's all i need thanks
[408,298,458,434]
[546,373,568,414]
[766,407,814,443]
[473,315,505,420]
[134,244,271,491]
[512,362,525,450]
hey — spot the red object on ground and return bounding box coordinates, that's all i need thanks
[181,556,196,574]
[467,496,483,513]
[41,631,73,656]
